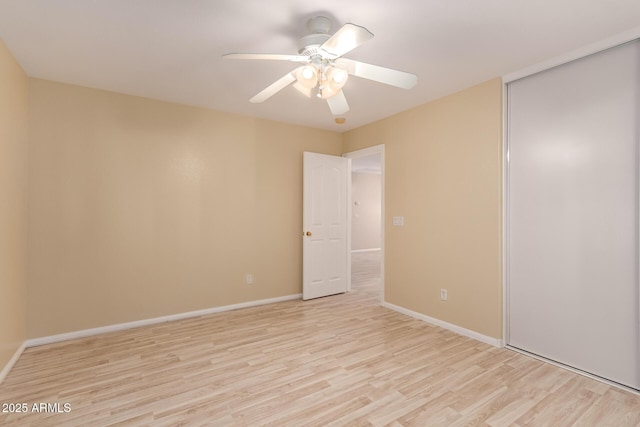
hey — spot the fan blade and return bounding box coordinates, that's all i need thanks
[319,23,373,58]
[250,72,296,103]
[224,53,309,62]
[326,90,350,115]
[335,58,417,89]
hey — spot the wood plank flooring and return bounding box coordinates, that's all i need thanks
[1,251,639,426]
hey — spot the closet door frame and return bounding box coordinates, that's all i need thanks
[501,30,640,392]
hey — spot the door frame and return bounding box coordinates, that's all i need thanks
[343,144,385,303]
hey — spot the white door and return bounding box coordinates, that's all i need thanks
[507,41,640,390]
[303,152,350,300]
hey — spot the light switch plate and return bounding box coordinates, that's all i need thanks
[392,216,404,226]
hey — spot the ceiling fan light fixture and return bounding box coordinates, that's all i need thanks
[295,66,318,89]
[321,85,339,99]
[293,82,312,97]
[327,66,348,89]
[301,66,315,80]
[315,66,348,99]
[332,69,347,84]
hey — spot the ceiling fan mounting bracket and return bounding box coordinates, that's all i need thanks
[306,16,332,34]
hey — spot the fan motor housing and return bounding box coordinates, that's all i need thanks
[298,33,330,54]
[298,16,332,54]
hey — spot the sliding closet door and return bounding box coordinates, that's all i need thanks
[507,40,639,390]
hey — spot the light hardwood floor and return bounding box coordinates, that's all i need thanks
[1,251,639,426]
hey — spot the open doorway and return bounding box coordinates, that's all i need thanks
[343,145,384,303]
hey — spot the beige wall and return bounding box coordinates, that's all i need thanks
[343,78,503,338]
[19,73,502,341]
[27,79,341,338]
[351,172,381,251]
[0,41,28,369]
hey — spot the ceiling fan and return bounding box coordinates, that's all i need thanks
[223,16,417,116]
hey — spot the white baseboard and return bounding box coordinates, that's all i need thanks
[26,294,302,348]
[0,341,26,385]
[351,248,381,253]
[382,301,504,348]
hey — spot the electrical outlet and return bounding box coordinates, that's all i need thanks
[392,216,404,226]
[440,288,448,301]
[246,274,253,285]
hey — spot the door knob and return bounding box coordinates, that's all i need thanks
[305,231,312,236]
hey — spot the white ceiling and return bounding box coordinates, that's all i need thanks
[1,1,639,132]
